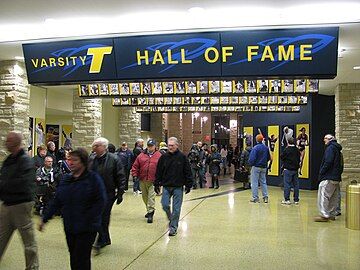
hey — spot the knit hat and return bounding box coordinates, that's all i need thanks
[159,142,167,148]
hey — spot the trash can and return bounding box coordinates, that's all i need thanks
[346,183,360,230]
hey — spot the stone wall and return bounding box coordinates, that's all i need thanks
[72,90,102,151]
[335,83,360,188]
[118,107,141,146]
[0,61,30,161]
[150,113,164,143]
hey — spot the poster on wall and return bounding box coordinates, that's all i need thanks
[255,126,268,145]
[46,124,60,150]
[243,127,253,150]
[34,118,45,153]
[267,126,280,176]
[296,124,310,179]
[61,125,73,150]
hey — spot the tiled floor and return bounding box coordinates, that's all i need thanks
[1,177,359,270]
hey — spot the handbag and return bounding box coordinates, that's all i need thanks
[234,169,249,182]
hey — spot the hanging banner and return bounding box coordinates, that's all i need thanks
[267,126,280,176]
[23,27,338,84]
[296,124,310,178]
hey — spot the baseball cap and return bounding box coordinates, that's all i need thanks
[147,139,156,146]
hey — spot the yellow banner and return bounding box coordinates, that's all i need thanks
[243,127,253,149]
[61,125,73,149]
[296,124,310,178]
[267,126,280,176]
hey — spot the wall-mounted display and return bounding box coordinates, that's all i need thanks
[109,83,120,95]
[141,82,152,95]
[282,80,294,93]
[307,79,319,92]
[296,124,310,179]
[257,80,269,93]
[249,96,258,104]
[269,80,281,93]
[186,81,197,94]
[199,81,209,94]
[175,81,186,94]
[120,83,130,95]
[230,96,239,105]
[89,84,99,96]
[295,79,306,93]
[163,82,174,94]
[221,81,232,93]
[258,96,268,104]
[99,84,109,95]
[152,82,163,94]
[246,80,257,93]
[209,81,220,94]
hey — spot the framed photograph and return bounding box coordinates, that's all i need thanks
[233,80,245,93]
[138,97,147,105]
[221,81,232,94]
[163,82,174,94]
[209,81,220,94]
[152,82,163,95]
[158,107,165,112]
[119,83,130,95]
[282,80,294,93]
[258,96,268,104]
[279,96,288,104]
[260,106,268,111]
[141,82,152,95]
[78,85,88,96]
[188,106,196,112]
[155,97,164,105]
[227,106,235,112]
[268,96,278,104]
[277,106,285,111]
[285,106,293,112]
[131,98,138,105]
[45,124,60,149]
[130,83,141,95]
[164,97,173,105]
[112,98,121,106]
[89,84,99,96]
[288,96,298,104]
[307,79,319,92]
[203,106,211,112]
[210,97,220,105]
[151,107,158,112]
[121,98,130,105]
[201,97,210,105]
[199,81,209,94]
[211,106,219,112]
[192,97,201,105]
[252,106,259,112]
[165,106,172,112]
[109,84,120,95]
[249,96,258,104]
[183,97,191,105]
[148,97,155,105]
[294,79,306,93]
[239,96,248,104]
[292,106,301,112]
[99,84,109,96]
[173,107,181,112]
[298,96,308,104]
[175,81,186,94]
[173,97,182,105]
[246,80,257,93]
[268,106,276,111]
[186,81,197,94]
[220,96,229,105]
[257,80,269,93]
[269,80,281,93]
[230,96,239,105]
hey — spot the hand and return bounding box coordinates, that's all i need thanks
[154,185,160,195]
[38,221,45,232]
[116,194,123,205]
[133,176,138,182]
[185,186,191,194]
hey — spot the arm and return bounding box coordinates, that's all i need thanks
[154,155,164,187]
[319,147,335,176]
[89,173,107,220]
[130,155,140,178]
[42,186,62,224]
[248,147,256,166]
[115,156,126,194]
[183,156,193,190]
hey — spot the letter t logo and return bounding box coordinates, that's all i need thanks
[87,47,113,73]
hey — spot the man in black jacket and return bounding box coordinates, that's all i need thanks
[315,134,343,222]
[155,137,193,236]
[0,132,39,270]
[280,137,301,205]
[89,137,126,252]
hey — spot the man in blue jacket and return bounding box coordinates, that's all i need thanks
[116,142,134,191]
[315,134,343,222]
[248,134,271,203]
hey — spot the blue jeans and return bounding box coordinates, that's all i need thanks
[283,169,299,202]
[250,166,268,199]
[161,187,183,233]
[133,178,141,192]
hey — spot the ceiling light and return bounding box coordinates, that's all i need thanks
[15,56,24,60]
[353,66,360,70]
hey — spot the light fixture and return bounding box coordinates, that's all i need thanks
[15,56,24,60]
[193,112,200,119]
[353,66,360,70]
[202,116,208,123]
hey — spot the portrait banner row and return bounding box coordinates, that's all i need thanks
[78,79,319,97]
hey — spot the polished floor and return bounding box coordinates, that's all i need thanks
[1,176,359,270]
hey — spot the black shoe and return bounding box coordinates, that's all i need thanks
[169,230,177,236]
[145,213,149,218]
[209,186,214,188]
[215,186,219,189]
[147,211,154,223]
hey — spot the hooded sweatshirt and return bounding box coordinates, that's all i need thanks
[319,140,343,182]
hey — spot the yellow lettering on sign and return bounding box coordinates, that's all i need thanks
[222,46,233,63]
[137,50,149,65]
[278,45,294,61]
[48,58,56,67]
[79,56,87,65]
[247,46,259,62]
[87,46,113,73]
[41,59,48,68]
[181,49,192,64]
[152,50,165,65]
[31,59,39,68]
[167,50,179,64]
[300,44,312,60]
[261,46,275,61]
[58,57,65,67]
[70,56,77,65]
[204,47,219,63]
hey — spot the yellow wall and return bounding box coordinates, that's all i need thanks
[46,115,73,147]
[29,86,46,119]
[102,99,120,147]
[47,88,73,113]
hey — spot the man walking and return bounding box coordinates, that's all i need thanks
[280,137,301,205]
[249,134,271,203]
[132,138,144,194]
[0,132,39,270]
[89,137,126,252]
[155,137,193,236]
[131,139,162,223]
[315,134,343,222]
[116,142,133,191]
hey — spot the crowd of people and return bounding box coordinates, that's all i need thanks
[0,131,343,270]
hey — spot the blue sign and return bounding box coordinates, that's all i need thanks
[22,27,338,84]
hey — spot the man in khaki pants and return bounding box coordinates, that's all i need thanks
[0,132,39,269]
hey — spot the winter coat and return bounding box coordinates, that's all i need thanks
[248,142,271,168]
[207,152,222,175]
[117,149,133,170]
[131,150,162,182]
[319,140,343,182]
[239,147,252,172]
[280,145,301,171]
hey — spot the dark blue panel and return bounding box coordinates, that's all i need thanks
[222,27,338,78]
[23,39,117,84]
[114,33,221,80]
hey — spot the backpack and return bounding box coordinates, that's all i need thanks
[188,149,200,163]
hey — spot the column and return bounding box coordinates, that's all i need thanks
[167,113,182,145]
[229,113,238,148]
[201,113,212,145]
[118,107,141,146]
[0,61,30,161]
[150,113,164,143]
[192,114,202,143]
[335,83,360,188]
[72,90,102,151]
[182,113,193,153]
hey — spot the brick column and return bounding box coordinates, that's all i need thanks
[193,114,202,143]
[118,107,141,146]
[182,113,193,153]
[168,113,182,145]
[201,113,212,145]
[72,90,102,151]
[0,61,30,161]
[229,113,238,148]
[150,113,164,143]
[335,83,360,189]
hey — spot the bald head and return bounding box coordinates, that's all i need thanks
[6,132,23,154]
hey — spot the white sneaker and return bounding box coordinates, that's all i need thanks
[294,201,299,205]
[137,190,142,194]
[281,200,291,205]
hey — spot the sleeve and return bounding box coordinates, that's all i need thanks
[131,155,140,178]
[88,173,107,223]
[42,185,63,223]
[155,155,164,187]
[4,157,36,191]
[248,147,256,166]
[280,148,286,161]
[183,155,193,189]
[115,156,126,193]
[127,151,133,169]
[319,147,335,176]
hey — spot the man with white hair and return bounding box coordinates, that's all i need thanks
[314,134,344,222]
[155,137,193,236]
[89,137,126,253]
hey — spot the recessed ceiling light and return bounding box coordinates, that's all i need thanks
[353,66,360,70]
[15,56,24,60]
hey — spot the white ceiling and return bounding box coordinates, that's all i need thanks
[0,0,360,95]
